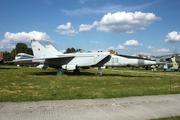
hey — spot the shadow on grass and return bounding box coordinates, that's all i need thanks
[29,70,154,78]
[30,72,57,76]
[0,66,18,69]
[100,73,154,77]
[29,71,95,76]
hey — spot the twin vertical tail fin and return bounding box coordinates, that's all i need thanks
[46,41,63,55]
[31,39,51,58]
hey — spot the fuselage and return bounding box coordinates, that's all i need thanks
[103,54,161,67]
[34,52,110,70]
[15,53,34,60]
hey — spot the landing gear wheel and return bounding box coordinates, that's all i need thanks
[57,68,64,75]
[96,72,102,76]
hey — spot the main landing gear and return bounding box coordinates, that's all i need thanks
[57,67,103,76]
[96,67,102,76]
[57,68,64,75]
[73,68,80,75]
[57,66,80,75]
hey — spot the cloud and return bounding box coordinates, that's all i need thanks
[109,45,125,50]
[79,21,98,32]
[147,46,170,54]
[60,1,159,16]
[147,46,155,49]
[0,31,51,50]
[165,31,180,42]
[79,24,92,32]
[155,48,170,53]
[124,39,142,46]
[117,45,125,49]
[97,11,160,33]
[56,22,78,36]
[58,11,160,35]
[90,41,98,44]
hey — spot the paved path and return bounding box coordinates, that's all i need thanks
[0,94,180,120]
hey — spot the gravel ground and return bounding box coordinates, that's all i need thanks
[0,94,180,120]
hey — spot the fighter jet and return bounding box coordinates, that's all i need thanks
[31,40,165,75]
[31,39,109,74]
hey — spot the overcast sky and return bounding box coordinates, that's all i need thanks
[0,0,180,55]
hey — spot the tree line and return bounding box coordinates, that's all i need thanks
[3,43,33,62]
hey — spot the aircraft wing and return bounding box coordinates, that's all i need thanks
[33,55,75,60]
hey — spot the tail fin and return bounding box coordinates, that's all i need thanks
[31,39,51,58]
[46,41,63,55]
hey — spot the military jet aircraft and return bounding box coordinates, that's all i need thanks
[31,40,110,74]
[31,40,165,75]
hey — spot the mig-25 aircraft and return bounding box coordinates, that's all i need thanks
[31,40,165,75]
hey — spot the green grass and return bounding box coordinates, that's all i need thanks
[0,66,180,102]
[153,116,180,120]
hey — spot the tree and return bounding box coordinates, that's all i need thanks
[65,47,76,53]
[12,43,33,55]
[16,43,28,54]
[65,47,83,53]
[3,51,13,61]
[25,48,33,55]
[76,49,83,52]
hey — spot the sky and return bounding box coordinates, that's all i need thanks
[0,0,180,55]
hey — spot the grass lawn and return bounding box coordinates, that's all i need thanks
[0,66,180,102]
[153,116,180,120]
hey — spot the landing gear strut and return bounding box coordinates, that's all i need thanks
[96,67,102,76]
[73,68,80,75]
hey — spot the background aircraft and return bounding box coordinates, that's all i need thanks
[117,54,159,70]
[162,53,180,71]
[11,53,38,67]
